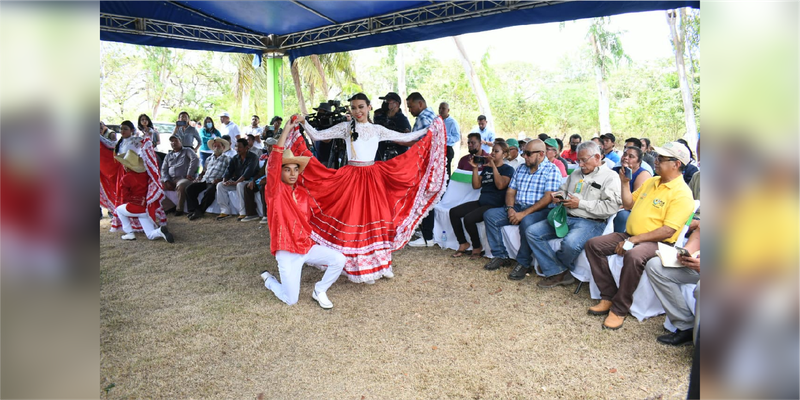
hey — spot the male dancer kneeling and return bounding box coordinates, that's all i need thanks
[260,117,345,309]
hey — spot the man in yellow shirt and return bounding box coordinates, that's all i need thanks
[585,142,695,330]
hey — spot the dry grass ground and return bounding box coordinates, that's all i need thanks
[100,215,693,399]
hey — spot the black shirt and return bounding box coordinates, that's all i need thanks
[225,151,258,181]
[478,164,515,207]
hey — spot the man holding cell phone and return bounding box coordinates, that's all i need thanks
[171,111,202,153]
[584,141,695,330]
[645,224,700,346]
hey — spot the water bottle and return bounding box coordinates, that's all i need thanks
[440,231,447,242]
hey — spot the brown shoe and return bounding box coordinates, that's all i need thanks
[537,270,576,288]
[602,311,626,330]
[588,300,612,316]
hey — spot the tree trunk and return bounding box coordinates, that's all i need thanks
[397,43,406,101]
[453,36,494,130]
[589,32,612,134]
[290,59,308,115]
[310,55,329,99]
[667,9,698,150]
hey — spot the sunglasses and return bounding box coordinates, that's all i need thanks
[523,150,544,157]
[657,156,678,163]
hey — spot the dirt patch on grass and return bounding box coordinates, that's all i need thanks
[100,216,692,399]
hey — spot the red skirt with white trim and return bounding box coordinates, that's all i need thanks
[286,118,447,283]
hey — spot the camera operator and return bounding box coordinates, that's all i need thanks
[373,92,411,161]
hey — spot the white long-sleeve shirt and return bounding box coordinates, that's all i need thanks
[301,121,429,162]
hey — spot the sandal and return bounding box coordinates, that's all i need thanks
[469,250,486,260]
[451,249,469,258]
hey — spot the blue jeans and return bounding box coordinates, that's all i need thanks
[527,216,607,277]
[484,206,549,266]
[613,210,630,233]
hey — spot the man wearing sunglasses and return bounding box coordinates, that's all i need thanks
[584,141,695,330]
[483,139,562,277]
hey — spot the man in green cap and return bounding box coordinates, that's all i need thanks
[526,141,621,288]
[505,138,523,169]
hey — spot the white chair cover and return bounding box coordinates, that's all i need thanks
[163,189,264,217]
[432,170,493,256]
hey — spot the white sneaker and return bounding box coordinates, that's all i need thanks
[121,233,136,240]
[383,270,394,279]
[241,215,260,222]
[407,237,434,247]
[312,290,333,309]
[260,270,275,284]
[260,217,269,224]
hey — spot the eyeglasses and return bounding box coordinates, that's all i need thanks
[656,156,678,163]
[577,157,593,164]
[523,150,544,157]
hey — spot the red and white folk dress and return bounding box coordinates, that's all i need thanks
[285,118,447,283]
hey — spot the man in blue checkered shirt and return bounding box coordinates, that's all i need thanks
[406,92,443,248]
[483,139,563,279]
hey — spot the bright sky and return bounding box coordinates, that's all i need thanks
[353,10,675,69]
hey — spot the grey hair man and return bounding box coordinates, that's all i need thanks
[526,141,622,288]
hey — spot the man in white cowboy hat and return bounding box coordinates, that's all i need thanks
[114,150,174,243]
[218,111,241,140]
[186,137,231,220]
[259,116,345,309]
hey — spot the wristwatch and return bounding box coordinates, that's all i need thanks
[504,205,513,212]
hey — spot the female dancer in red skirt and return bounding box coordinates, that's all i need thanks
[285,93,446,284]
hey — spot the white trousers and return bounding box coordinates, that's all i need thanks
[115,204,161,240]
[266,245,346,306]
[216,181,248,215]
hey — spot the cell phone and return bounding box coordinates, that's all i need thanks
[675,246,691,257]
[623,166,633,180]
[473,156,486,164]
[553,193,564,200]
[176,120,186,126]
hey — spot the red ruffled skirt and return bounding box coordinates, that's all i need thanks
[286,118,447,283]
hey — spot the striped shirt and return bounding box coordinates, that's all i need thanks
[412,107,436,132]
[508,159,562,208]
[201,153,230,183]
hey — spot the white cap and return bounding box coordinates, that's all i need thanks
[219,112,231,118]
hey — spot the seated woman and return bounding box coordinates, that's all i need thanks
[544,138,567,177]
[285,93,446,284]
[449,141,514,259]
[612,145,652,232]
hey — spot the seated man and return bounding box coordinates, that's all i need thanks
[247,133,263,156]
[528,141,622,288]
[457,132,488,171]
[483,139,562,278]
[160,135,199,216]
[114,150,174,243]
[241,148,270,222]
[585,142,695,330]
[646,224,700,346]
[216,138,258,220]
[259,117,345,309]
[186,138,231,221]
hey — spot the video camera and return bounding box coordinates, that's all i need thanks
[306,100,349,130]
[300,100,351,169]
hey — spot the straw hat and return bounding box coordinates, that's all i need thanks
[115,150,146,173]
[207,137,231,152]
[281,149,310,174]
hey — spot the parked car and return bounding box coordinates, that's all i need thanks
[153,122,175,153]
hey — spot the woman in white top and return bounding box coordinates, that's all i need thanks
[284,93,446,283]
[136,114,160,148]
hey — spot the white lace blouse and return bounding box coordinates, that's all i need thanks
[301,121,429,162]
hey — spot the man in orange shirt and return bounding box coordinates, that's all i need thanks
[585,142,694,330]
[259,117,345,309]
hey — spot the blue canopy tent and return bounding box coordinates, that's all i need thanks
[101,1,699,116]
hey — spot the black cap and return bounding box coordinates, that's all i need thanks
[599,133,616,143]
[379,92,402,105]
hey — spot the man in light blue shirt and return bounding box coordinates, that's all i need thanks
[439,102,460,178]
[476,115,495,154]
